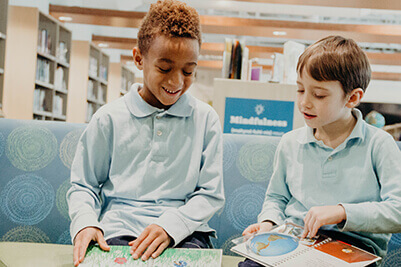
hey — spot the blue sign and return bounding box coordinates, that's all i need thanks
[224,97,294,136]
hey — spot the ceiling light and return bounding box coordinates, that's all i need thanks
[58,16,73,22]
[273,31,287,36]
[98,43,109,48]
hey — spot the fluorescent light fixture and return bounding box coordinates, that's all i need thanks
[273,31,287,36]
[98,43,109,48]
[58,16,73,22]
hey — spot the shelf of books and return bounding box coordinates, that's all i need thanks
[34,11,71,121]
[86,44,109,122]
[120,65,135,97]
[2,6,71,120]
[0,0,8,114]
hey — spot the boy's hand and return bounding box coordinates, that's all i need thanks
[302,205,346,239]
[73,227,110,266]
[242,221,274,237]
[129,224,171,261]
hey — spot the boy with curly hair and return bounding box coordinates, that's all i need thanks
[240,36,401,266]
[67,1,225,266]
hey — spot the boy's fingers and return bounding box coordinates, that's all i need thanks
[79,237,91,263]
[73,242,80,266]
[132,235,153,259]
[301,229,308,239]
[242,228,251,236]
[74,235,91,266]
[152,241,169,259]
[141,238,163,261]
[242,224,258,236]
[303,213,312,238]
[310,220,321,238]
[96,232,110,251]
[302,221,310,238]
[131,228,149,251]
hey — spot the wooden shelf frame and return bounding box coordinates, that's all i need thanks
[0,0,8,111]
[49,5,401,44]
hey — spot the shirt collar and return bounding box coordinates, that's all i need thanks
[297,108,365,145]
[124,83,194,118]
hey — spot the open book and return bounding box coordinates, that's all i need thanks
[231,223,381,267]
[80,245,222,267]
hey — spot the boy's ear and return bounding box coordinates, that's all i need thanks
[346,88,364,108]
[132,47,144,70]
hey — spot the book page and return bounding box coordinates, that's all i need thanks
[80,245,222,267]
[231,233,312,267]
[231,223,380,267]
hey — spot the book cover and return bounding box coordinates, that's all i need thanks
[80,245,222,267]
[228,40,238,79]
[222,38,233,79]
[231,223,381,267]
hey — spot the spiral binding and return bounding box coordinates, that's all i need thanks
[271,237,333,266]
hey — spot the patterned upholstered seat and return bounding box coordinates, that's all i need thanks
[0,119,400,266]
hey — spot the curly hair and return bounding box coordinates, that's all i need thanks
[297,36,371,95]
[138,0,202,56]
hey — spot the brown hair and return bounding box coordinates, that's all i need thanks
[137,0,202,56]
[297,35,371,95]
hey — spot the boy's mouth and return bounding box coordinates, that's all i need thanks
[162,87,180,95]
[303,112,317,119]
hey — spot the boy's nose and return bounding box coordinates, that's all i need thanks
[300,95,312,109]
[168,73,184,90]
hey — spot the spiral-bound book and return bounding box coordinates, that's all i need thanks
[231,223,381,267]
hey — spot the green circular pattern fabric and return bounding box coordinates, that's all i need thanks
[2,226,51,243]
[6,126,57,171]
[236,141,277,182]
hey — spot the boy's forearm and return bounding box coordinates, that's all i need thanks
[68,187,103,242]
[338,201,401,233]
[154,187,225,246]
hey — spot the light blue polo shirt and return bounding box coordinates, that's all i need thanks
[67,84,225,245]
[258,109,401,258]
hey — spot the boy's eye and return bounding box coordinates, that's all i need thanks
[158,67,170,73]
[183,71,193,76]
[315,95,326,99]
[297,90,304,93]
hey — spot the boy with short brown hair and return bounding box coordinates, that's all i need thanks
[240,36,401,266]
[68,1,225,266]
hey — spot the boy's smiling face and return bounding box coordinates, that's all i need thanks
[133,35,199,109]
[296,70,355,131]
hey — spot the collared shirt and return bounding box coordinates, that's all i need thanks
[258,109,401,258]
[67,84,225,245]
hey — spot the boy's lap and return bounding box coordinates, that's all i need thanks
[105,231,212,248]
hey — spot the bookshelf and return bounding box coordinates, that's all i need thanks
[0,0,8,115]
[87,44,109,122]
[67,41,109,123]
[107,63,136,103]
[2,6,71,120]
[120,65,135,96]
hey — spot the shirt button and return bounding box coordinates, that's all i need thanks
[328,156,333,161]
[156,115,161,119]
[157,130,162,136]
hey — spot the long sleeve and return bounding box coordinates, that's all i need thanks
[340,133,401,233]
[258,140,291,226]
[67,115,111,242]
[154,118,225,245]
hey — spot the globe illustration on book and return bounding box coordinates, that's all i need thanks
[249,233,299,256]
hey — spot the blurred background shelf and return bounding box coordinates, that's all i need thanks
[2,5,71,121]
